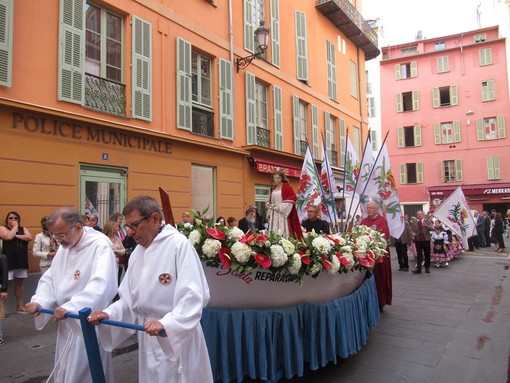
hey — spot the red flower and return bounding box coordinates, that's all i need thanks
[240,233,257,244]
[299,250,311,265]
[219,247,231,268]
[206,228,226,240]
[256,234,268,244]
[335,252,350,267]
[355,254,375,268]
[321,255,332,271]
[254,253,272,268]
[326,234,339,244]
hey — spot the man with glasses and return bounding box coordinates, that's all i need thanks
[88,195,213,382]
[26,207,118,382]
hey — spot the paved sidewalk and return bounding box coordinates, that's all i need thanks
[0,243,509,383]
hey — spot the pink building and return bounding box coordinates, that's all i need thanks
[380,26,510,216]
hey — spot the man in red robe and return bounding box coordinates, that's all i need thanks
[361,201,392,311]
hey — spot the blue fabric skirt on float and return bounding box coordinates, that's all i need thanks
[200,272,380,383]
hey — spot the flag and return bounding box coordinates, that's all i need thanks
[361,141,405,238]
[296,145,322,222]
[432,186,477,249]
[320,138,338,223]
[343,136,360,198]
[353,137,374,206]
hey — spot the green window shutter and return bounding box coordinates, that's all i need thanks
[219,58,233,140]
[494,157,501,179]
[58,0,84,104]
[480,48,492,66]
[243,0,254,53]
[394,64,401,80]
[412,90,420,110]
[273,85,283,150]
[434,123,441,144]
[176,37,191,130]
[487,157,495,180]
[453,120,461,142]
[311,104,319,158]
[437,57,443,72]
[295,11,308,81]
[432,88,440,108]
[246,72,256,145]
[339,119,346,167]
[270,0,280,67]
[324,111,332,162]
[417,163,424,183]
[327,41,337,100]
[497,115,506,138]
[397,127,404,148]
[488,80,495,100]
[450,85,458,106]
[396,93,403,112]
[400,163,407,184]
[292,95,301,154]
[415,125,422,146]
[455,159,463,181]
[0,0,13,87]
[411,61,418,77]
[132,16,152,121]
[441,161,446,182]
[476,118,484,140]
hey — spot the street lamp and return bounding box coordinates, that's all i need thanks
[236,21,270,72]
[466,109,474,126]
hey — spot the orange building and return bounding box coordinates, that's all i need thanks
[380,26,510,216]
[0,0,376,272]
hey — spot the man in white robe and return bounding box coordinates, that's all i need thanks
[26,207,118,383]
[88,195,213,382]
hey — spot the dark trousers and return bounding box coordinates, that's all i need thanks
[395,243,409,269]
[415,240,431,270]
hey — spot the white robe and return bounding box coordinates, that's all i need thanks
[30,227,118,383]
[98,224,213,382]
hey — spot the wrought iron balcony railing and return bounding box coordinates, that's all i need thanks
[256,127,270,148]
[84,73,126,116]
[192,107,214,137]
[299,140,308,156]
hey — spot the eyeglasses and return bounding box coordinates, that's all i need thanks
[124,217,148,231]
[51,225,76,240]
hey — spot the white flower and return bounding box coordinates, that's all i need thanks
[341,245,353,253]
[288,253,302,275]
[183,222,192,228]
[202,238,221,258]
[188,230,201,245]
[270,244,287,267]
[312,236,332,253]
[280,238,295,255]
[308,264,321,276]
[231,242,252,264]
[331,233,346,245]
[328,255,341,274]
[264,240,271,247]
[227,227,244,241]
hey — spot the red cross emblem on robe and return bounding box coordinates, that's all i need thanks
[74,270,81,280]
[158,273,172,285]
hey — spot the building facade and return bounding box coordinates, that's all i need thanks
[380,26,510,217]
[0,0,376,272]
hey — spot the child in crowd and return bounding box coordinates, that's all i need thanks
[431,221,449,268]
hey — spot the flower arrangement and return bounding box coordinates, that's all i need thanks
[178,210,388,285]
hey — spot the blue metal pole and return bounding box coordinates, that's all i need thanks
[79,307,106,383]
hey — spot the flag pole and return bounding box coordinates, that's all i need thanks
[317,135,335,226]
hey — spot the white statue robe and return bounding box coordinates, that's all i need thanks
[98,224,213,383]
[30,227,118,383]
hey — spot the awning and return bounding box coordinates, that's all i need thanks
[249,154,302,178]
[429,183,510,197]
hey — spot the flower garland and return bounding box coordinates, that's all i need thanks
[177,211,388,285]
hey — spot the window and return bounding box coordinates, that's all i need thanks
[339,119,346,167]
[327,40,337,100]
[432,85,458,108]
[395,61,417,80]
[292,95,308,155]
[396,91,419,112]
[295,11,308,81]
[434,121,461,144]
[255,185,271,221]
[476,116,506,140]
[311,104,319,158]
[397,125,422,148]
[434,42,446,51]
[191,51,213,137]
[400,45,418,54]
[437,56,449,73]
[365,70,372,94]
[350,60,358,98]
[273,85,283,150]
[325,112,338,166]
[255,80,269,147]
[367,97,375,117]
[192,165,216,215]
[400,163,423,184]
[442,160,462,182]
[487,156,501,180]
[474,33,486,43]
[479,48,492,66]
[371,130,377,152]
[0,0,13,87]
[85,4,122,82]
[243,0,265,53]
[481,80,495,101]
[352,126,360,158]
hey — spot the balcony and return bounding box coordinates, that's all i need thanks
[84,73,126,116]
[298,140,308,156]
[315,0,380,60]
[256,127,270,148]
[192,107,214,137]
